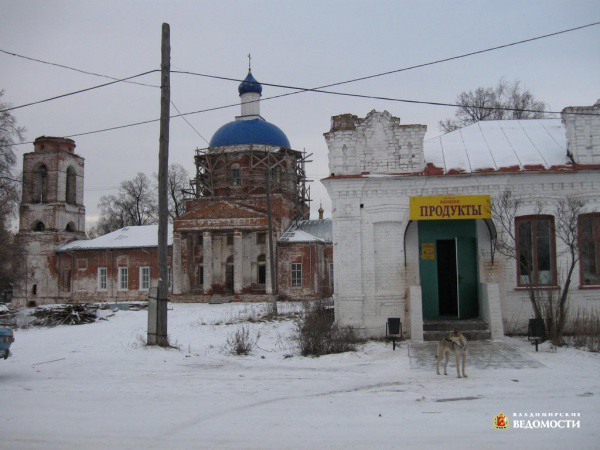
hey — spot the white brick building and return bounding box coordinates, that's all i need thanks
[322,102,600,340]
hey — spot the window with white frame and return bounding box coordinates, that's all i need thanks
[118,267,128,291]
[291,263,302,287]
[139,266,150,291]
[98,267,107,291]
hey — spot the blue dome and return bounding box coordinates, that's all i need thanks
[238,71,262,95]
[210,119,290,148]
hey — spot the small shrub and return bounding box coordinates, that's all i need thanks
[226,325,260,355]
[294,300,364,356]
[565,309,600,353]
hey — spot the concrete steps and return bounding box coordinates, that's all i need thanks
[423,318,491,341]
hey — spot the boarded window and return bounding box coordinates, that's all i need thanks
[579,213,600,286]
[76,258,87,270]
[515,216,556,286]
[256,232,266,244]
[227,234,234,246]
[291,263,302,287]
[33,164,48,203]
[98,267,107,291]
[329,263,334,289]
[61,268,71,292]
[66,166,77,204]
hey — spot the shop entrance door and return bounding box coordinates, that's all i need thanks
[437,239,458,317]
[418,220,479,319]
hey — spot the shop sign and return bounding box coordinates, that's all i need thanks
[410,195,491,220]
[421,243,435,260]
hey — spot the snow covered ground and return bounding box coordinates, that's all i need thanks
[1,302,599,449]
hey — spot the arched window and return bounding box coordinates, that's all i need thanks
[230,163,241,186]
[33,164,48,203]
[515,215,556,286]
[65,222,76,232]
[257,254,266,285]
[66,166,77,204]
[33,221,46,232]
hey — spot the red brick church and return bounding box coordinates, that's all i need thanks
[13,70,333,307]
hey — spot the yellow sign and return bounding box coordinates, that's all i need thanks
[421,243,435,260]
[410,195,491,221]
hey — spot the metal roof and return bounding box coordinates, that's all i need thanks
[58,225,173,252]
[209,118,290,148]
[424,119,569,173]
[279,219,332,243]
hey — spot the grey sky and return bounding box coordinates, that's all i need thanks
[1,0,599,226]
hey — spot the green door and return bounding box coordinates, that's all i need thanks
[457,237,479,319]
[418,220,479,319]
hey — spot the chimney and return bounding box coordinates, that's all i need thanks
[561,100,600,166]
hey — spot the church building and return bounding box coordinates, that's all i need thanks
[12,70,333,307]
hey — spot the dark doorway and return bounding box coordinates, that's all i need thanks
[257,254,266,285]
[437,239,458,317]
[225,256,234,293]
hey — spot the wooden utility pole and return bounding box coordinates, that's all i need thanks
[148,22,170,347]
[265,168,278,315]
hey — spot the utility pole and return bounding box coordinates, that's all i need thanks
[265,168,277,315]
[148,22,170,347]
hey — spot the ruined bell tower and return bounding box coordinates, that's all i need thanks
[15,136,86,306]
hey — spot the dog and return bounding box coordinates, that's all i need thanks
[435,330,468,378]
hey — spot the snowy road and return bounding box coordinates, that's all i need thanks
[1,303,599,449]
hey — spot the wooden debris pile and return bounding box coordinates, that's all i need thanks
[32,304,98,327]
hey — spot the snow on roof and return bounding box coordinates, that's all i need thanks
[59,225,173,252]
[424,119,568,173]
[279,219,332,243]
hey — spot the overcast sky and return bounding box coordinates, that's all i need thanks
[1,1,599,227]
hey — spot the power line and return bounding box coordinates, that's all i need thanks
[172,72,600,117]
[3,21,600,147]
[0,49,160,88]
[170,100,210,144]
[173,20,600,105]
[0,49,209,142]
[0,70,160,113]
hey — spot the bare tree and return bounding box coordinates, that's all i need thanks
[0,90,25,225]
[549,197,586,342]
[155,163,189,220]
[492,190,586,343]
[96,172,157,235]
[0,90,26,296]
[440,80,547,133]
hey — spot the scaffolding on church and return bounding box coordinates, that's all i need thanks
[184,145,311,221]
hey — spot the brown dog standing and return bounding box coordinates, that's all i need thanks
[435,330,468,378]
